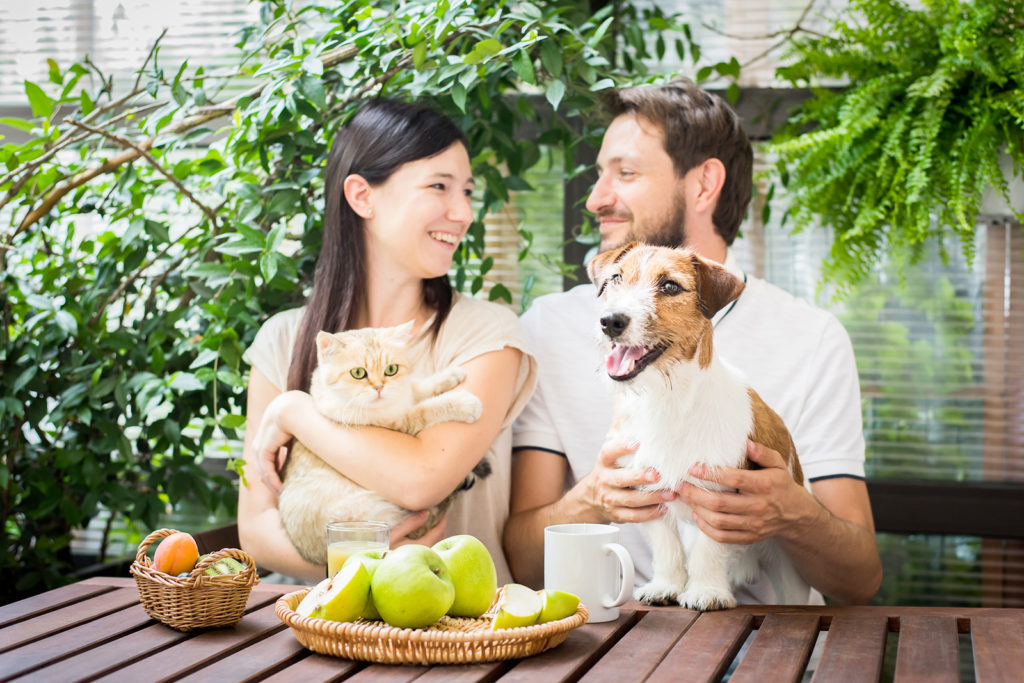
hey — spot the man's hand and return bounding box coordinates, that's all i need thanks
[569,439,676,524]
[678,440,822,545]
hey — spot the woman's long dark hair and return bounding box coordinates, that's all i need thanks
[286,100,468,392]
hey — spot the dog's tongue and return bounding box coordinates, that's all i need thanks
[607,344,645,377]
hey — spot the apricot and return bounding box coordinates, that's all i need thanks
[152,532,199,576]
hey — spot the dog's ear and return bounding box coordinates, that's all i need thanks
[587,241,637,293]
[691,253,745,319]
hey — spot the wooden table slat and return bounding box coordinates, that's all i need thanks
[582,609,698,682]
[89,601,288,683]
[971,615,1024,683]
[499,610,639,683]
[646,611,753,683]
[0,582,115,628]
[9,591,282,683]
[175,625,310,683]
[0,603,151,680]
[810,615,888,683]
[257,652,363,683]
[894,615,959,683]
[0,587,140,655]
[346,663,433,682]
[730,614,820,683]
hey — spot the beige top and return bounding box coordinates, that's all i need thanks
[244,293,537,584]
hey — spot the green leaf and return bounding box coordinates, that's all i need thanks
[512,50,535,85]
[220,413,246,429]
[451,82,467,113]
[79,90,94,115]
[0,117,35,133]
[24,81,54,118]
[540,40,562,78]
[296,74,327,110]
[488,282,512,304]
[545,80,565,111]
[413,41,427,71]
[590,15,615,46]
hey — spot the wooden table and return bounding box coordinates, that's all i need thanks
[2,577,1022,682]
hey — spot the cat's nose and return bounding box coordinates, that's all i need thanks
[374,385,383,397]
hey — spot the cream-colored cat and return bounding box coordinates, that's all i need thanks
[277,321,485,566]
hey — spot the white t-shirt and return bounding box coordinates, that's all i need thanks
[513,251,865,604]
[245,293,538,585]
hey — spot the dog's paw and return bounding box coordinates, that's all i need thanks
[635,580,683,606]
[679,585,737,612]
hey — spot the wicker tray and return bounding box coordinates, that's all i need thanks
[130,528,260,631]
[275,587,589,665]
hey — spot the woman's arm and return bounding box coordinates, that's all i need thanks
[253,347,523,512]
[237,368,327,582]
[237,370,454,581]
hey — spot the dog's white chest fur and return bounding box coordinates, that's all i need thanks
[612,355,753,491]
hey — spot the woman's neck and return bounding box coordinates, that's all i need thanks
[356,265,432,331]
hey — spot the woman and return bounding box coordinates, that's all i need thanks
[239,99,536,583]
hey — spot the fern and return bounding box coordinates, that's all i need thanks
[767,0,1024,291]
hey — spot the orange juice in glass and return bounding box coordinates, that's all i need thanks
[326,521,389,578]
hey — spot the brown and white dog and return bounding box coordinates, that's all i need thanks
[588,242,807,611]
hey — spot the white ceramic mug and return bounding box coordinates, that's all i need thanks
[544,523,635,623]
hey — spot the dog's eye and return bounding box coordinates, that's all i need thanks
[610,273,622,284]
[659,280,684,296]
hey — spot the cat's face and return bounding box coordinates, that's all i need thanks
[313,321,415,407]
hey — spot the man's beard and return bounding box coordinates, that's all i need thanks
[600,193,687,253]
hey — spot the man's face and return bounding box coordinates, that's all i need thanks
[586,113,688,253]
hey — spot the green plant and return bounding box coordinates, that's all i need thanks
[767,0,1024,294]
[0,0,717,600]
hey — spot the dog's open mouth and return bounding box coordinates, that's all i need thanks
[606,343,666,381]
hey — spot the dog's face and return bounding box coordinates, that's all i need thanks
[587,242,745,381]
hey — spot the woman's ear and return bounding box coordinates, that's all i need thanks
[343,174,374,219]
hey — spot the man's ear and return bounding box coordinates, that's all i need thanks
[690,158,726,215]
[343,173,374,219]
[691,253,744,319]
[586,241,637,293]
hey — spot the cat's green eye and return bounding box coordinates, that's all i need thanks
[350,367,367,380]
[384,364,399,377]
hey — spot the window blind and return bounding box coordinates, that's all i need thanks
[0,0,258,106]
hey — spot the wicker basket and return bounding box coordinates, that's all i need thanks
[130,528,260,631]
[275,587,589,665]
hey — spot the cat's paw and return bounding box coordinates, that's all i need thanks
[449,390,482,423]
[635,580,683,606]
[678,584,737,612]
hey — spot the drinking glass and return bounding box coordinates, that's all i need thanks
[326,521,390,578]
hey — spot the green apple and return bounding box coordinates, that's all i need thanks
[296,562,371,622]
[491,583,542,630]
[538,589,580,623]
[295,577,332,617]
[342,548,388,620]
[432,534,497,618]
[370,544,455,629]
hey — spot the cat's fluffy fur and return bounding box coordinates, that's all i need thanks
[277,321,485,566]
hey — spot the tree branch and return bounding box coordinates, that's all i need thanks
[13,43,360,236]
[67,120,220,225]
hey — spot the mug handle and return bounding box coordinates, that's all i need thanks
[602,542,635,608]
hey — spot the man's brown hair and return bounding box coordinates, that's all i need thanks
[606,77,753,245]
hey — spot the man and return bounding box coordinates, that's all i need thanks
[504,77,882,605]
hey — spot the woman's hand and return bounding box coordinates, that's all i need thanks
[252,390,312,495]
[390,510,448,548]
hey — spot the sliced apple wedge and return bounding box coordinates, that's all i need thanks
[296,562,371,623]
[491,583,543,630]
[538,589,580,623]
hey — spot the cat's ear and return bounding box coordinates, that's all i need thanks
[388,320,415,345]
[316,331,344,360]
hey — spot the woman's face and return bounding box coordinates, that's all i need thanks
[363,142,474,281]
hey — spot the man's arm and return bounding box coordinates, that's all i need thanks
[503,443,675,588]
[679,440,882,604]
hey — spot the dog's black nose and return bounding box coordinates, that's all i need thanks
[600,312,630,338]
